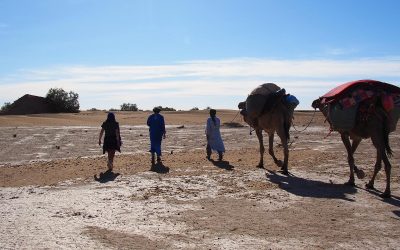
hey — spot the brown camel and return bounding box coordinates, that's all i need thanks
[312,80,400,198]
[238,83,296,174]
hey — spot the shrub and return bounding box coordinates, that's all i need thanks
[120,103,138,111]
[46,88,80,113]
[190,107,199,111]
[0,102,12,112]
[155,106,176,111]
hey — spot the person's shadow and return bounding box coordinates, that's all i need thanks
[210,159,235,171]
[150,162,170,174]
[94,170,121,183]
[265,170,357,201]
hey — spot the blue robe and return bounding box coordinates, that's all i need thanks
[147,113,165,156]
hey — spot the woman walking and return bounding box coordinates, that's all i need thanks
[205,109,225,161]
[98,112,121,171]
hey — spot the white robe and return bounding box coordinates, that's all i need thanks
[205,117,225,152]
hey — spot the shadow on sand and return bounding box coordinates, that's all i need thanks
[150,162,170,174]
[94,170,121,183]
[210,159,235,171]
[265,170,357,201]
[359,186,400,208]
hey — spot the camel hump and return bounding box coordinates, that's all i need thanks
[250,83,281,96]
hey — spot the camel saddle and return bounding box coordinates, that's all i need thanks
[239,83,299,128]
[315,80,400,132]
[245,83,283,119]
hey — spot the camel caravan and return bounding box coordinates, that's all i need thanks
[239,80,400,198]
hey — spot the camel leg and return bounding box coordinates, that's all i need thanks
[256,129,264,168]
[276,128,289,175]
[351,137,361,153]
[341,133,355,186]
[366,149,382,190]
[351,138,365,179]
[367,136,391,198]
[381,152,392,198]
[267,132,280,166]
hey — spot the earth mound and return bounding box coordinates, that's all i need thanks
[1,94,56,115]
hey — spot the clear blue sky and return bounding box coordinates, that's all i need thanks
[1,0,399,110]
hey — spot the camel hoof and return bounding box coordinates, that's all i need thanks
[380,192,391,199]
[344,180,355,186]
[256,164,264,169]
[281,170,289,176]
[355,169,365,179]
[275,160,283,168]
[365,182,375,190]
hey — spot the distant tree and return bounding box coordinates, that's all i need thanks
[0,102,12,112]
[190,107,199,111]
[120,103,138,111]
[46,88,80,113]
[155,106,176,111]
[205,106,211,110]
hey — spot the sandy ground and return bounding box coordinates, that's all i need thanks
[0,110,399,249]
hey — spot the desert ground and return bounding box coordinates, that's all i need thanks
[0,110,399,249]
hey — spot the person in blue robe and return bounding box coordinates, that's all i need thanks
[147,107,166,164]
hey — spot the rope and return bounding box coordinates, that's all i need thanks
[292,109,317,133]
[323,128,333,139]
[230,110,241,123]
[286,109,317,148]
[229,110,255,134]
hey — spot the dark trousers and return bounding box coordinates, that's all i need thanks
[206,144,223,160]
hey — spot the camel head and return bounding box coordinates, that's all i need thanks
[237,101,252,126]
[238,101,246,110]
[311,98,330,120]
[311,98,322,110]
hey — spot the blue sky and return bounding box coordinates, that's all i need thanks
[1,0,399,110]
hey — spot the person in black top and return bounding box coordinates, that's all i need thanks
[98,112,121,171]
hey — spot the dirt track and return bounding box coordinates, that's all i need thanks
[0,111,399,249]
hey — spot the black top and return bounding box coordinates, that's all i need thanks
[101,121,121,153]
[102,121,119,138]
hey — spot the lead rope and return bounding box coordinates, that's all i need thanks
[230,110,241,123]
[288,109,317,148]
[230,110,256,135]
[292,108,317,132]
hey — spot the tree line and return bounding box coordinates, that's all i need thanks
[1,88,208,113]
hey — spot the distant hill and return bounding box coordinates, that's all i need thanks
[0,94,57,115]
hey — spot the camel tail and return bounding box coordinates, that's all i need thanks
[382,114,393,157]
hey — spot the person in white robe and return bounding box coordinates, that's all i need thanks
[205,109,225,161]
